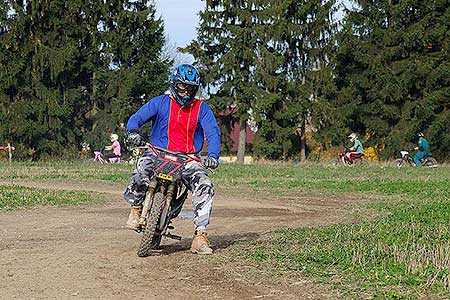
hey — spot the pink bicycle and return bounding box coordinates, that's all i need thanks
[92,151,121,164]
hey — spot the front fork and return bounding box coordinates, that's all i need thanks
[159,183,176,231]
[138,179,157,227]
[138,179,177,231]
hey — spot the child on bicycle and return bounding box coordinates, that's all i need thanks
[103,133,121,162]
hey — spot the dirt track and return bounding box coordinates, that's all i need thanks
[0,179,371,299]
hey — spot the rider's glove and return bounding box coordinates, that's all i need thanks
[202,156,219,169]
[127,130,143,148]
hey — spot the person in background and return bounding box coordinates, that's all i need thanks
[346,132,364,159]
[80,142,91,160]
[413,132,429,167]
[124,64,220,255]
[103,133,121,162]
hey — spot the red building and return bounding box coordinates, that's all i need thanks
[217,108,255,153]
[228,121,255,153]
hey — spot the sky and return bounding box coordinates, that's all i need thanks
[154,0,205,48]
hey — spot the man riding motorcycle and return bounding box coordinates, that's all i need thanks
[413,132,429,167]
[124,64,220,255]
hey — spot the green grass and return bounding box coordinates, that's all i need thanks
[215,163,450,299]
[0,184,104,209]
[0,161,132,183]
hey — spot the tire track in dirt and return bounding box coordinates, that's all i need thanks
[0,179,373,299]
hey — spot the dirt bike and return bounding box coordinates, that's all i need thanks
[135,144,202,257]
[395,150,438,168]
[330,146,367,166]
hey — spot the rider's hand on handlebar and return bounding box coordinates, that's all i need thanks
[126,130,143,148]
[202,156,219,169]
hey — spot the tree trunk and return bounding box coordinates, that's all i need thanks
[236,118,246,163]
[299,119,306,162]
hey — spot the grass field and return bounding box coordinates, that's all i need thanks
[0,184,103,209]
[1,160,450,298]
[218,163,450,299]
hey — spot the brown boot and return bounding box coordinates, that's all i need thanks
[190,231,213,255]
[126,206,142,231]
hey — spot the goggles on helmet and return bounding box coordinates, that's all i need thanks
[175,83,197,94]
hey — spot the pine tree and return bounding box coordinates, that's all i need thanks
[186,0,337,160]
[0,0,169,158]
[183,0,265,162]
[83,0,170,149]
[252,0,338,160]
[333,0,450,159]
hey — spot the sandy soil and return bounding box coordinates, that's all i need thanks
[0,179,375,300]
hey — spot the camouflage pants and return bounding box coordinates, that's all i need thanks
[123,150,215,231]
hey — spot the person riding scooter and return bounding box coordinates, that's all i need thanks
[346,132,365,160]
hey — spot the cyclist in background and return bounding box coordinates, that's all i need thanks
[103,133,121,162]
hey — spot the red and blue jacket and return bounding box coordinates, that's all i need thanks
[126,94,220,159]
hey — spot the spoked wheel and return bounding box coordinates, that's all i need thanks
[395,159,406,168]
[423,157,438,168]
[137,192,165,257]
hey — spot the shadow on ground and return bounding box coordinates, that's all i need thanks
[146,232,261,256]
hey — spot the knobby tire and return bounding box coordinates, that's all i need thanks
[137,192,165,257]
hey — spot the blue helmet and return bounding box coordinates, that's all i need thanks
[169,64,201,106]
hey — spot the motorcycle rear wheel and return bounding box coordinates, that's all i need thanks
[137,192,164,257]
[423,157,438,168]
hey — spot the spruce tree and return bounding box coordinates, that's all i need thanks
[83,0,170,149]
[0,0,169,158]
[183,0,265,162]
[334,0,450,159]
[252,0,338,160]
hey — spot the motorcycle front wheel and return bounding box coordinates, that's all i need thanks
[395,159,406,168]
[137,192,164,257]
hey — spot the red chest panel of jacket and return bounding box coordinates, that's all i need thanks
[167,98,202,153]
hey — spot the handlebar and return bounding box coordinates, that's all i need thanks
[133,143,202,163]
